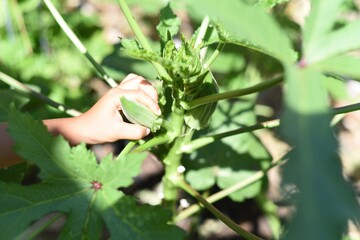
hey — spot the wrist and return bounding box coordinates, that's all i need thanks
[44,117,93,145]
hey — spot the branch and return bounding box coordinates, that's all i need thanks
[176,171,265,222]
[181,73,283,110]
[178,179,264,240]
[43,0,117,87]
[0,71,81,117]
[181,119,279,153]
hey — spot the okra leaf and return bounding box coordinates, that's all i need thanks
[305,19,360,64]
[281,66,360,240]
[0,90,29,121]
[0,163,27,183]
[303,0,360,64]
[312,55,360,80]
[156,3,181,45]
[185,0,294,64]
[303,0,344,56]
[0,108,184,239]
[104,196,185,240]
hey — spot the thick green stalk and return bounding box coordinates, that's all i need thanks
[161,104,188,211]
[117,0,171,82]
[0,71,81,117]
[178,179,263,240]
[162,137,185,210]
[181,73,283,110]
[43,0,117,87]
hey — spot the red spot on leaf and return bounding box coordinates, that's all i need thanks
[91,181,103,191]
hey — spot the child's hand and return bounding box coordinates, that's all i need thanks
[63,74,161,144]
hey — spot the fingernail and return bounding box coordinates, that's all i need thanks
[146,128,150,135]
[156,109,162,115]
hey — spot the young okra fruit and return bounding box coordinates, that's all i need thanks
[120,96,163,132]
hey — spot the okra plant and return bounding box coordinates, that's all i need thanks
[0,0,360,239]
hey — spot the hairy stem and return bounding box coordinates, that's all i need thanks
[203,43,225,69]
[43,0,117,87]
[181,73,283,110]
[162,137,184,211]
[117,0,171,82]
[0,71,81,117]
[195,16,210,62]
[178,179,263,240]
[195,16,210,48]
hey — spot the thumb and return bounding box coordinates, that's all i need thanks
[116,122,150,140]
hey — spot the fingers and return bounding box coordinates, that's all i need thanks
[115,122,150,140]
[112,74,161,115]
[119,74,158,102]
[120,89,161,115]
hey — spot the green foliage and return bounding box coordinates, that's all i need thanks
[1,0,360,239]
[185,0,294,63]
[257,0,290,9]
[303,0,360,64]
[0,1,110,113]
[280,1,360,239]
[313,55,360,80]
[0,107,184,239]
[156,3,181,46]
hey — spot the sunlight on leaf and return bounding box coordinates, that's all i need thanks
[0,108,184,239]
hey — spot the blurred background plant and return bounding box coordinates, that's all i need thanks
[0,0,359,239]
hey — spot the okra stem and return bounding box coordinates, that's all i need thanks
[181,100,360,153]
[203,43,225,69]
[118,141,137,158]
[181,119,280,153]
[162,137,184,211]
[43,0,117,87]
[181,73,283,110]
[133,134,171,152]
[195,16,210,48]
